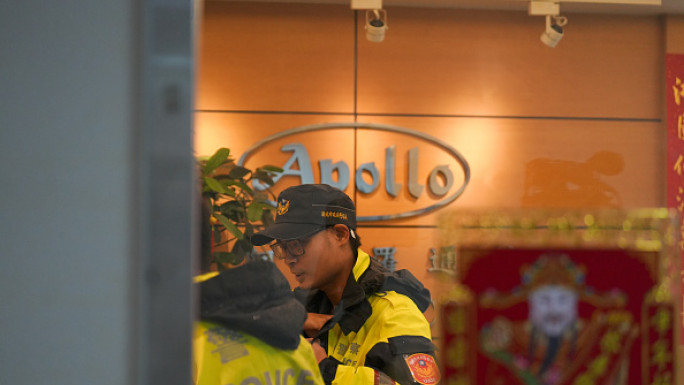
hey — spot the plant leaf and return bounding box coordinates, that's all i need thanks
[246,201,264,222]
[215,214,244,240]
[198,148,280,262]
[225,180,253,195]
[261,210,275,227]
[204,176,229,194]
[213,251,243,266]
[219,200,244,215]
[253,170,276,187]
[231,238,253,259]
[204,148,231,176]
[228,166,250,179]
[260,165,284,173]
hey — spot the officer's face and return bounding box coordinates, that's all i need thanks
[282,226,349,293]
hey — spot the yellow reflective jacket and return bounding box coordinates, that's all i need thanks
[297,251,441,385]
[194,261,325,385]
[194,321,325,385]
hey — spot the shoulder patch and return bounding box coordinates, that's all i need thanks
[404,353,440,385]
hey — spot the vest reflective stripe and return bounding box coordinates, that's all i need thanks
[194,321,325,385]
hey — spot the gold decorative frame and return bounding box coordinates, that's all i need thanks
[434,208,681,385]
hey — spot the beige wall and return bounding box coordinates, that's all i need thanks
[666,15,684,54]
[196,3,665,208]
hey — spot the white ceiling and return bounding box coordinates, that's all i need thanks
[230,0,684,15]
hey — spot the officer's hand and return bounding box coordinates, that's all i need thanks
[304,312,333,337]
[306,338,328,363]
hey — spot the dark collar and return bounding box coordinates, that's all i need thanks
[335,272,372,334]
[302,260,373,336]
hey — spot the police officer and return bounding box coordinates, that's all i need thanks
[194,196,325,385]
[251,184,441,385]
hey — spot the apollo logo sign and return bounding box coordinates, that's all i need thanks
[238,122,470,221]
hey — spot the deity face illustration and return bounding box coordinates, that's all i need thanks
[528,285,578,337]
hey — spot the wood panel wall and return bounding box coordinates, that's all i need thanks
[195,0,671,322]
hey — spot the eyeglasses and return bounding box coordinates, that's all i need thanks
[269,230,321,260]
[270,239,307,260]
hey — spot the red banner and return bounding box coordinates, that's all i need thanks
[665,53,684,346]
[440,248,673,385]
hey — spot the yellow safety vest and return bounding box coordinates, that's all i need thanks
[322,251,440,385]
[194,321,325,385]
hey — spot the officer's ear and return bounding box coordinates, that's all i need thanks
[330,224,350,243]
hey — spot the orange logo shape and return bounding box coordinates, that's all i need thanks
[405,353,440,385]
[277,199,290,216]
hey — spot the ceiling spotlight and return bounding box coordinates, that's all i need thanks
[365,9,388,43]
[541,15,568,48]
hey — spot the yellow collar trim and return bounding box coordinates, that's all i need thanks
[194,271,219,283]
[352,249,371,281]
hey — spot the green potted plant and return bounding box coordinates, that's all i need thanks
[199,147,282,269]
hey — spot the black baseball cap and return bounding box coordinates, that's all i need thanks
[250,184,356,246]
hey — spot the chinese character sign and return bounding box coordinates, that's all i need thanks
[666,53,684,346]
